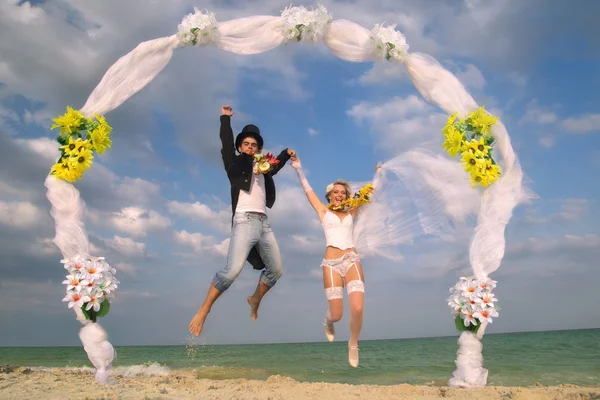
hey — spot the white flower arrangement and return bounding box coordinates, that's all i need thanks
[370,23,410,61]
[447,276,499,333]
[281,4,333,44]
[62,256,119,320]
[176,8,219,47]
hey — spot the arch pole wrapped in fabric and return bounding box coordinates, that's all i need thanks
[45,4,530,385]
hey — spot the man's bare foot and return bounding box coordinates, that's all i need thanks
[247,296,260,321]
[189,309,208,336]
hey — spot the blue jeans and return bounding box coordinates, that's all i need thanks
[212,212,284,292]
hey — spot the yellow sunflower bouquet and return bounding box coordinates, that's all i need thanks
[329,183,374,211]
[49,106,112,182]
[442,106,502,187]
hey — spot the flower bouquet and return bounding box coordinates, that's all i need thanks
[448,276,499,333]
[253,152,280,175]
[62,256,119,322]
[441,106,502,187]
[328,183,374,211]
[50,106,112,182]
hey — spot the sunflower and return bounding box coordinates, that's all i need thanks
[51,106,84,137]
[467,106,498,135]
[88,124,112,154]
[69,147,94,175]
[462,136,491,158]
[443,127,465,157]
[461,151,485,174]
[51,160,79,182]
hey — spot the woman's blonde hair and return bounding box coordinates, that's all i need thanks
[325,180,352,202]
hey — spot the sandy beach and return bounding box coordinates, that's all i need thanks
[1,367,599,400]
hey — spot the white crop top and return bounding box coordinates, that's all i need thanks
[322,211,355,250]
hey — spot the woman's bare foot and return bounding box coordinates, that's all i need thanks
[189,309,209,336]
[247,296,260,321]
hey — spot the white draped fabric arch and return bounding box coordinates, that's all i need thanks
[45,5,530,386]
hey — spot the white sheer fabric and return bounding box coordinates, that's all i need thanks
[81,36,180,117]
[448,325,489,388]
[45,176,90,260]
[217,16,284,54]
[45,175,115,382]
[79,322,117,384]
[323,20,374,62]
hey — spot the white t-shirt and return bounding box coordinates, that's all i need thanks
[236,172,267,214]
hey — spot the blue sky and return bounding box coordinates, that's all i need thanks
[0,0,599,347]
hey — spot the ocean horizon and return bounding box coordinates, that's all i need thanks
[1,328,598,387]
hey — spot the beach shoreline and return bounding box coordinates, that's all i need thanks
[1,367,599,400]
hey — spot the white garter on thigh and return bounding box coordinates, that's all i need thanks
[346,280,364,294]
[325,286,343,300]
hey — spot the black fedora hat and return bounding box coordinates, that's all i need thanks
[235,124,264,150]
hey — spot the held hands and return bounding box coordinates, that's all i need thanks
[290,155,301,169]
[221,105,234,116]
[287,148,296,158]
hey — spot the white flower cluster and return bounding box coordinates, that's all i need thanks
[448,276,499,328]
[176,8,219,47]
[370,24,410,61]
[281,4,333,44]
[61,256,119,315]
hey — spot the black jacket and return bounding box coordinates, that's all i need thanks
[220,115,290,270]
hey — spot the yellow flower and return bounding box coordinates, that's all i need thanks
[51,160,79,182]
[462,136,491,157]
[60,136,79,156]
[88,124,112,154]
[442,122,460,138]
[443,128,464,157]
[461,151,485,173]
[76,138,93,154]
[61,137,91,156]
[68,147,94,175]
[469,170,484,187]
[446,112,459,127]
[94,113,110,129]
[468,106,498,135]
[485,163,502,182]
[51,107,84,137]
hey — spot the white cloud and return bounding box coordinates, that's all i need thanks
[103,235,146,258]
[167,200,231,234]
[108,207,171,237]
[538,136,555,149]
[291,234,323,254]
[356,62,406,85]
[454,64,486,90]
[463,0,509,28]
[507,234,600,259]
[563,114,600,134]
[113,262,137,276]
[116,178,162,206]
[307,127,318,136]
[1,0,45,24]
[522,198,590,224]
[520,102,558,125]
[173,230,228,256]
[15,137,59,162]
[0,200,41,229]
[29,237,61,258]
[347,95,445,154]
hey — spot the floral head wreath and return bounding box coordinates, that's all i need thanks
[325,183,335,197]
